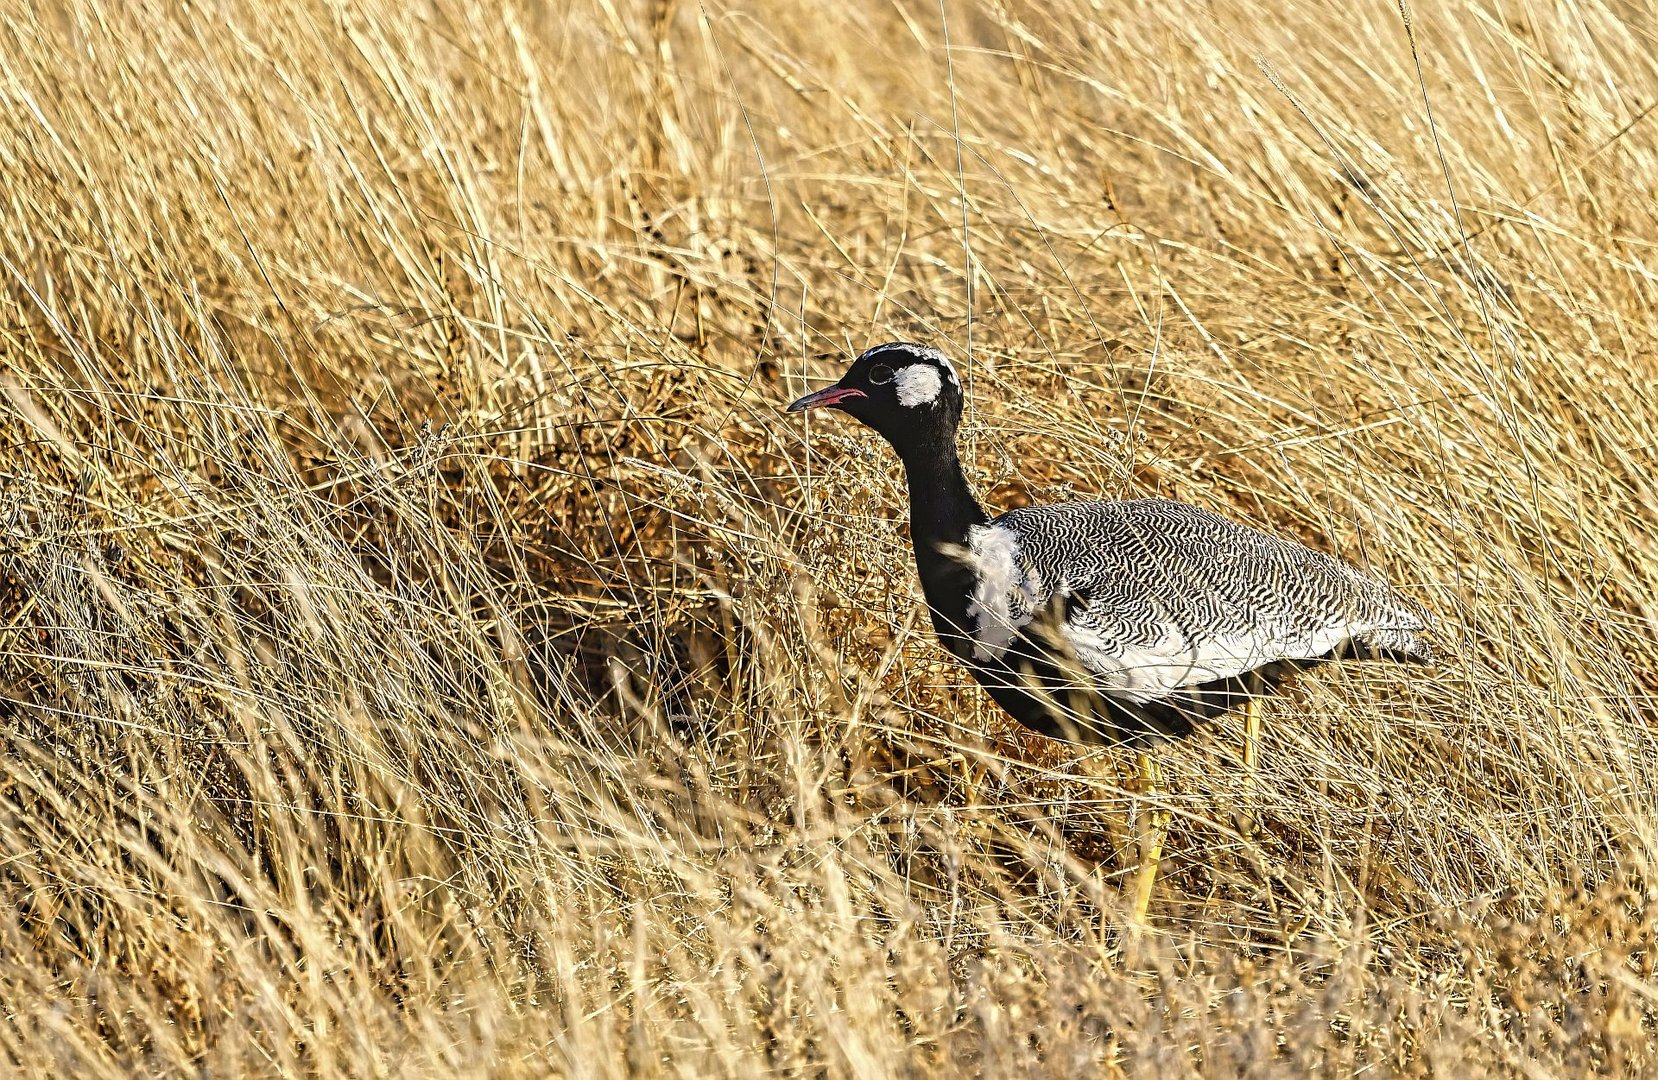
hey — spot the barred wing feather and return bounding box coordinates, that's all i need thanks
[965,499,1429,704]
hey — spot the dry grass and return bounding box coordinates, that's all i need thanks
[2,0,1658,1074]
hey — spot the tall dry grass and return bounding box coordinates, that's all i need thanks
[2,0,1658,1074]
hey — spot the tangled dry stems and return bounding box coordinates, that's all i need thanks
[2,0,1658,1074]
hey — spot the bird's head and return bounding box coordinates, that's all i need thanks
[785,342,964,458]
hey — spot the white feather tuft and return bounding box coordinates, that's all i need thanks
[964,524,1042,660]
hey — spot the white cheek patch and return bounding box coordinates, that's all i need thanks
[894,364,943,407]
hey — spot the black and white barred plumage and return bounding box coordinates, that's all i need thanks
[788,342,1435,747]
[964,499,1431,743]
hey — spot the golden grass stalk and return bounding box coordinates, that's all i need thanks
[2,0,1657,1074]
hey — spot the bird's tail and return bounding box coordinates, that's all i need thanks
[1350,627,1439,665]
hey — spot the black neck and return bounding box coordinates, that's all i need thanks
[903,438,987,553]
[900,436,989,660]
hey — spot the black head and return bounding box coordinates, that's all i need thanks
[785,342,964,458]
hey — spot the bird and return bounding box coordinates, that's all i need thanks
[786,341,1434,919]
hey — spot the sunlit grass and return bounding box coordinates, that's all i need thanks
[2,0,1657,1074]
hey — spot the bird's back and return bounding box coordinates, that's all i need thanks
[966,499,1431,707]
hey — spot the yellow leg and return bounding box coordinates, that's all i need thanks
[1130,752,1169,921]
[964,753,988,803]
[1239,696,1263,839]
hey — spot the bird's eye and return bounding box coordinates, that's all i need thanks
[869,364,895,385]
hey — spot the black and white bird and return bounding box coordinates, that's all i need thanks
[787,341,1434,916]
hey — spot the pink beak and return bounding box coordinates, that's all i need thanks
[786,386,867,413]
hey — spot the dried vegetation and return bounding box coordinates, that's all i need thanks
[3,0,1658,1074]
